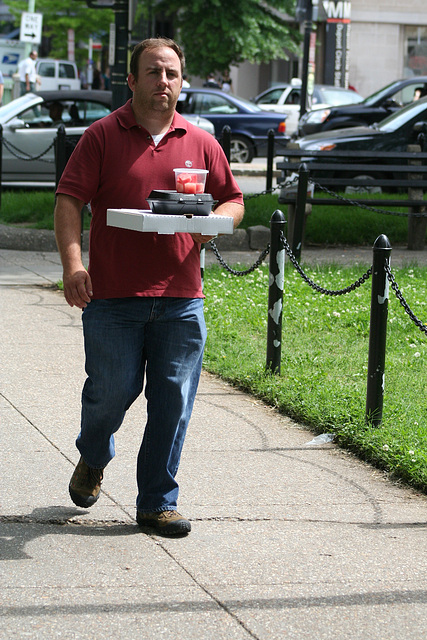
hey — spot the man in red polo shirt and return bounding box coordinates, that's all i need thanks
[54,37,244,536]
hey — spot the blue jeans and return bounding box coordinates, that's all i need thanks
[77,297,206,512]
[20,81,36,95]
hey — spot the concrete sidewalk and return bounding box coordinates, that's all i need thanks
[1,250,427,639]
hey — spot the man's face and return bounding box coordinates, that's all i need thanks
[128,46,183,114]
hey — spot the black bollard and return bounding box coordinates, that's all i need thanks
[266,209,286,374]
[221,125,231,164]
[266,129,275,192]
[365,234,392,426]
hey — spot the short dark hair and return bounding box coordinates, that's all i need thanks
[130,38,185,79]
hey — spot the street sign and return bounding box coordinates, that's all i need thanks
[20,12,43,45]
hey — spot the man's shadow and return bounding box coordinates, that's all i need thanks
[1,506,139,561]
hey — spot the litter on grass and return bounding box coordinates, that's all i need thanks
[305,433,335,445]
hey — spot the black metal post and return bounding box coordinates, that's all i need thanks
[300,0,313,119]
[55,124,67,189]
[292,163,309,261]
[365,234,392,426]
[266,129,275,192]
[221,125,231,164]
[112,0,131,110]
[200,244,205,290]
[266,209,287,374]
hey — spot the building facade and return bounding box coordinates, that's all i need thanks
[231,0,427,101]
[350,0,427,96]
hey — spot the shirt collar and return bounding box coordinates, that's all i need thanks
[115,99,189,135]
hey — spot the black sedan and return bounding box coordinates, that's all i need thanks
[298,76,427,136]
[177,87,288,163]
[293,96,427,181]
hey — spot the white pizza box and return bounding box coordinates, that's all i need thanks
[107,209,234,235]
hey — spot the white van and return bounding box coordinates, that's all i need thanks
[35,58,81,91]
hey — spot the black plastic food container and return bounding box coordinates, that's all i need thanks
[146,190,216,216]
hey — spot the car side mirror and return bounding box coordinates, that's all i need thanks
[8,118,27,131]
[383,98,399,109]
[413,121,427,134]
[413,121,427,150]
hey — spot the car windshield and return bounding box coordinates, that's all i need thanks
[0,94,39,120]
[257,88,287,105]
[378,98,427,132]
[180,91,263,113]
[362,81,409,106]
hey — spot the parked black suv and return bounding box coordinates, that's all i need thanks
[298,77,427,137]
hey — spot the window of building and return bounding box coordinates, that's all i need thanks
[405,26,427,77]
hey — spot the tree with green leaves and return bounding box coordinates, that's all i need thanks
[155,0,300,78]
[8,0,114,70]
[8,1,299,78]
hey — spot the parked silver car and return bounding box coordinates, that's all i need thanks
[0,90,215,187]
[254,80,363,136]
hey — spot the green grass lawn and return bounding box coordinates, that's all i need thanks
[0,191,91,230]
[241,192,426,246]
[203,262,427,493]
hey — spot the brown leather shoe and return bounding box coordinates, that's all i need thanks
[69,457,104,508]
[136,510,191,536]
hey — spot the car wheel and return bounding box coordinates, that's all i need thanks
[230,135,254,163]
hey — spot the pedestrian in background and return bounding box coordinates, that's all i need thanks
[54,37,244,537]
[221,70,232,93]
[18,50,38,95]
[102,66,111,90]
[203,72,221,89]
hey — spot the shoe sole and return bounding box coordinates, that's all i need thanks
[69,486,100,509]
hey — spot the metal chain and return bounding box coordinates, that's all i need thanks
[2,138,55,163]
[243,175,298,201]
[209,239,270,275]
[279,230,372,295]
[385,263,427,335]
[243,181,283,201]
[312,180,427,218]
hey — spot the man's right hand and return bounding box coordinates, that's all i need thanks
[63,268,93,309]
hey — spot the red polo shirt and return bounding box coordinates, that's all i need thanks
[57,100,243,300]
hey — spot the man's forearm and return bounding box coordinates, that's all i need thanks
[54,194,85,271]
[214,201,244,228]
[54,194,93,308]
